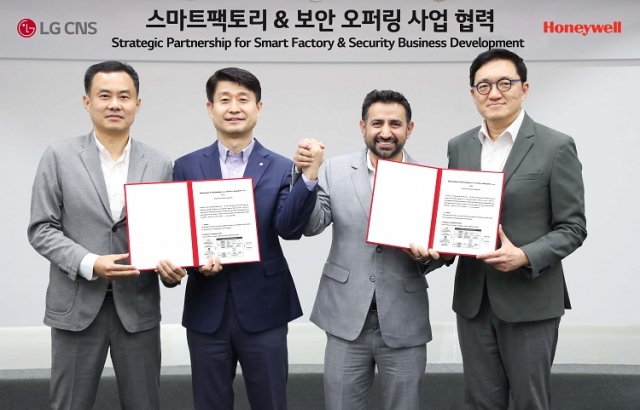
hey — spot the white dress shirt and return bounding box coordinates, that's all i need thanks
[78,134,131,280]
[479,109,525,172]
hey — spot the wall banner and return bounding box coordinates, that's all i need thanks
[3,0,638,62]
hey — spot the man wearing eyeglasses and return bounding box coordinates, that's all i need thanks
[443,49,587,409]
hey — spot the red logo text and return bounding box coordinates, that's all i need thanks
[543,21,622,36]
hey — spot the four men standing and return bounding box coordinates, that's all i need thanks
[29,50,585,410]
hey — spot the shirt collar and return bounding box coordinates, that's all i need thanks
[478,109,526,145]
[218,138,255,163]
[94,132,131,164]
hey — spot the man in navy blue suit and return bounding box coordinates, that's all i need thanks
[170,67,319,410]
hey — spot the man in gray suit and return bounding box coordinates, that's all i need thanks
[294,90,442,410]
[28,61,184,410]
[442,49,587,409]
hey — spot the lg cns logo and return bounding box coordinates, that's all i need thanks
[17,19,37,38]
[17,18,97,37]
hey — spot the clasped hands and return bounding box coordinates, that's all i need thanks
[294,138,324,180]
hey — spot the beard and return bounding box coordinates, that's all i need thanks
[365,134,405,159]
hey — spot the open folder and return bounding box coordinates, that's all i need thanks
[124,178,260,270]
[366,159,505,256]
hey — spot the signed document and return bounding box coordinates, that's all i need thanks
[124,178,260,270]
[366,160,504,256]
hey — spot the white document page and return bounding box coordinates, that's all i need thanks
[191,178,260,264]
[367,160,439,249]
[432,169,504,256]
[125,182,195,270]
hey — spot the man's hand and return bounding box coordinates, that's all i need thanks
[198,257,223,277]
[405,243,455,263]
[93,253,139,279]
[294,138,324,180]
[476,225,530,272]
[156,259,187,285]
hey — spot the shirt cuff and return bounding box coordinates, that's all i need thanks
[79,253,99,281]
[301,174,318,191]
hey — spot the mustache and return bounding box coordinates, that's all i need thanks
[375,136,398,143]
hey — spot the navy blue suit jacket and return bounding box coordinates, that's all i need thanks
[173,139,317,333]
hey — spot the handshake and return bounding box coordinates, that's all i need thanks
[293,138,325,181]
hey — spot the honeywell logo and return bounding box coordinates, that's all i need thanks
[543,21,622,36]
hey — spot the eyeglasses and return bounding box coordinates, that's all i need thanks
[473,78,522,95]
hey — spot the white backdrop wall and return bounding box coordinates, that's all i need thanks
[2,57,640,367]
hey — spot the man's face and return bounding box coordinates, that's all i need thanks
[361,102,414,161]
[207,80,262,139]
[471,59,529,126]
[83,71,140,136]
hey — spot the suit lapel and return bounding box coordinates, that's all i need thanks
[199,141,223,179]
[79,134,112,218]
[502,114,535,185]
[351,150,372,218]
[127,139,147,184]
[244,139,270,188]
[118,139,148,221]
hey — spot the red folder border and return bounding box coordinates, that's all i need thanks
[186,181,199,267]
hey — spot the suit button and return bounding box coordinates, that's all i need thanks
[375,246,382,253]
[370,276,376,282]
[111,226,118,232]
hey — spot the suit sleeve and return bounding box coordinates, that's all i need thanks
[274,161,318,240]
[172,158,185,181]
[519,137,587,278]
[446,139,457,168]
[163,159,173,182]
[303,162,333,237]
[27,147,90,281]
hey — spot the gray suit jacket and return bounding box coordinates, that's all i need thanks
[28,133,173,332]
[302,150,433,348]
[448,113,587,322]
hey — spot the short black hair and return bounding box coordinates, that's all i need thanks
[469,49,527,87]
[206,67,261,103]
[84,61,139,96]
[361,90,412,123]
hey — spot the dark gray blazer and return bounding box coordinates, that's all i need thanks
[301,149,434,348]
[28,133,173,332]
[447,113,587,322]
